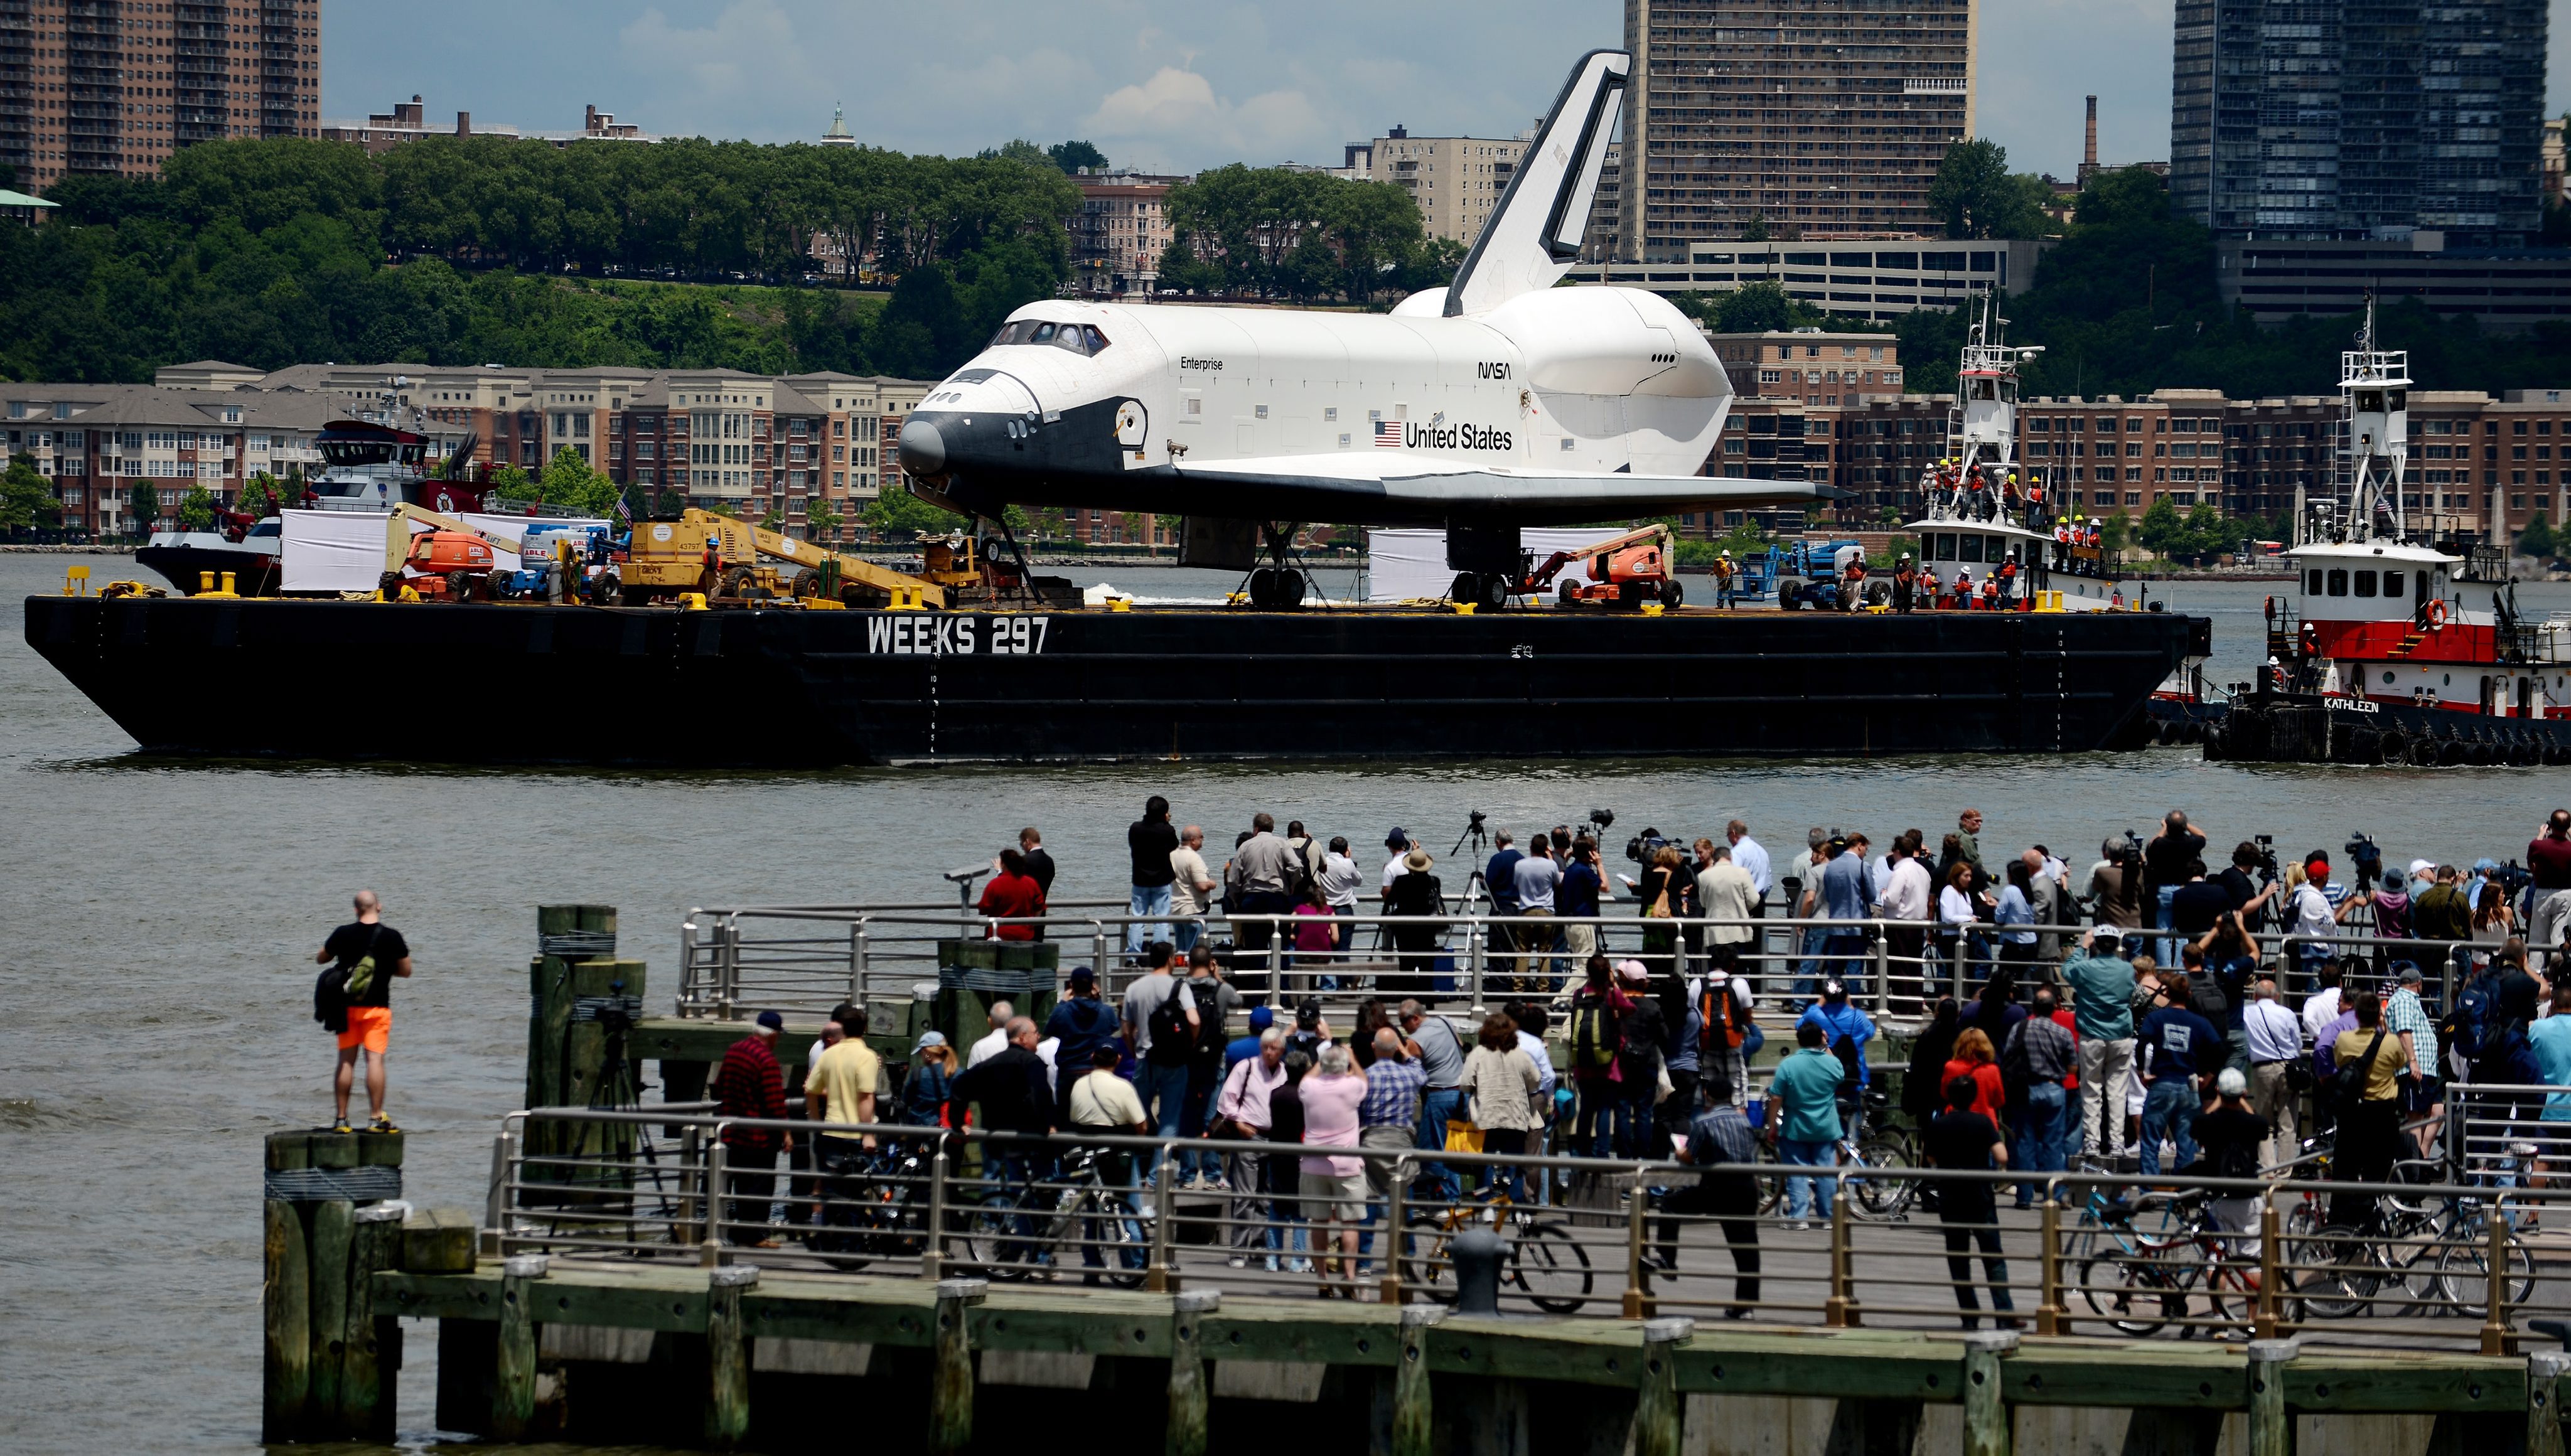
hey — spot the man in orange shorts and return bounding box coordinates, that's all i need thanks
[317,890,413,1133]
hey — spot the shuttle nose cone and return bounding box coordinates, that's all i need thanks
[898,417,947,476]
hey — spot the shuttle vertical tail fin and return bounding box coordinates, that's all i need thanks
[1442,49,1629,318]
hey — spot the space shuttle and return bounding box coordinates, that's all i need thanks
[896,50,1837,605]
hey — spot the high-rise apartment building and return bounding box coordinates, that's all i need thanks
[1370,126,1530,244]
[0,0,322,195]
[2171,0,2545,244]
[1615,0,1974,258]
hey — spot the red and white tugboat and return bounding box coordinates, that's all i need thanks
[2209,307,2571,765]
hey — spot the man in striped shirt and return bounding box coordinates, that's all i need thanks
[711,1011,793,1247]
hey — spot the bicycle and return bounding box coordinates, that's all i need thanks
[2076,1190,2277,1337]
[1036,1145,1149,1288]
[1755,1104,1918,1221]
[1401,1184,1595,1314]
[2296,1180,2532,1321]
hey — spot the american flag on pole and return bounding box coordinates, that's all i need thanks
[1373,419,1402,448]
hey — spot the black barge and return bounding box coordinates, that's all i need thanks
[24,596,2208,766]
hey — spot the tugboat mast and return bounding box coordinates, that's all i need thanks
[2330,295,2411,547]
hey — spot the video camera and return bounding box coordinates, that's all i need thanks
[2344,832,2383,883]
[1626,826,1671,864]
[2252,833,2280,880]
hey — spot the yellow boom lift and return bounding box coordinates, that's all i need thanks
[620,508,945,609]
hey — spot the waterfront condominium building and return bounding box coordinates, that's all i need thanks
[0,364,935,543]
[0,0,323,195]
[1068,171,1184,298]
[1615,0,1975,259]
[2170,0,2546,244]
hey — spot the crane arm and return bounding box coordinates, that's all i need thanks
[711,511,948,609]
[1516,521,1674,591]
[384,503,522,573]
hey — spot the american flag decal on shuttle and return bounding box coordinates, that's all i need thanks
[1374,420,1402,447]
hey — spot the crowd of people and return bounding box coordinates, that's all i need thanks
[672,797,2571,1315]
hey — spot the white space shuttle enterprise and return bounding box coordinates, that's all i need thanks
[896,50,1837,606]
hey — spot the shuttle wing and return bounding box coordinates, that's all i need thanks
[1176,455,1841,527]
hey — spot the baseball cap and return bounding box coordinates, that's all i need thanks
[755,1010,785,1031]
[913,1029,948,1052]
[1066,966,1097,988]
[1614,959,1651,985]
[1386,827,1409,848]
[2216,1068,2248,1097]
[2474,857,2501,873]
[1248,1005,1275,1032]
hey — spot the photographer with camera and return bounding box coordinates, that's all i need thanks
[2215,840,2283,933]
[2144,811,2207,964]
[2085,836,2145,945]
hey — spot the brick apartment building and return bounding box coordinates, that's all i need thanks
[4,363,937,541]
[1708,329,1904,400]
[0,0,323,195]
[1069,172,1183,298]
[1687,387,2571,546]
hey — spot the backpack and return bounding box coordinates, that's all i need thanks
[1146,985,1195,1066]
[1699,978,1752,1054]
[2440,971,2499,1060]
[1569,991,1619,1072]
[313,924,382,1034]
[1188,977,1230,1051]
[1621,1000,1667,1071]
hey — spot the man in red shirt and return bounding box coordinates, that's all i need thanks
[978,848,1047,941]
[2529,810,2571,894]
[711,1010,793,1247]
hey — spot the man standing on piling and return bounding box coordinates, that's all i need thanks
[317,890,412,1135]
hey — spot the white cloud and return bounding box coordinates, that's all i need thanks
[1083,67,1328,163]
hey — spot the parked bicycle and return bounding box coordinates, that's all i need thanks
[1401,1184,1596,1314]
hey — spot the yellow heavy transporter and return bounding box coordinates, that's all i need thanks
[620,509,944,609]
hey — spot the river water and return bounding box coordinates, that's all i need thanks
[4,549,2569,1452]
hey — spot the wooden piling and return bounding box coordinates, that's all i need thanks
[1636,1317,1693,1456]
[1962,1329,2017,1456]
[343,1200,407,1441]
[706,1265,758,1448]
[1166,1290,1220,1456]
[492,1253,546,1443]
[930,1278,987,1456]
[261,1132,312,1443]
[1392,1305,1442,1456]
[305,1135,358,1426]
[2531,1351,2571,1456]
[2247,1339,2297,1456]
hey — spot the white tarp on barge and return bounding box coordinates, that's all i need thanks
[279,509,406,594]
[1365,527,1630,603]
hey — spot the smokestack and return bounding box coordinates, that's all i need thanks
[2084,96,2098,171]
[456,111,470,137]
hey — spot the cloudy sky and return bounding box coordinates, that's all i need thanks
[323,0,2571,184]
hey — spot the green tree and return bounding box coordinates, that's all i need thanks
[2097,511,2133,557]
[1739,213,1771,242]
[980,139,1051,166]
[238,470,292,515]
[1162,165,1441,303]
[178,484,217,530]
[805,495,842,541]
[864,481,964,537]
[2135,495,2183,557]
[1927,140,2053,240]
[1,452,62,530]
[2520,513,2558,558]
[1047,141,1108,174]
[127,479,159,535]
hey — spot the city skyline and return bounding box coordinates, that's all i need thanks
[316,0,2564,188]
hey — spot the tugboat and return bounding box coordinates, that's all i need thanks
[137,420,490,596]
[1898,304,2152,613]
[2208,305,2571,765]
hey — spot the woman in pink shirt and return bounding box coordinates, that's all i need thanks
[1297,1042,1371,1298]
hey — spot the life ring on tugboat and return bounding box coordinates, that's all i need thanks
[2423,599,2449,628]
